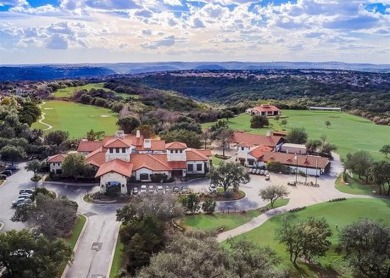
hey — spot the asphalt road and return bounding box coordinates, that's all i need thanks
[0,162,32,232]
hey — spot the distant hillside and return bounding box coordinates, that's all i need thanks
[1,61,389,81]
[0,65,116,81]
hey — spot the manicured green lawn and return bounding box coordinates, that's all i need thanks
[53,82,140,99]
[181,199,289,232]
[202,110,390,160]
[109,236,124,278]
[231,198,390,277]
[32,100,118,139]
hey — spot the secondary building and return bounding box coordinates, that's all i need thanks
[245,104,281,116]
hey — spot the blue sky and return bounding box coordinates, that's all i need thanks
[0,0,389,64]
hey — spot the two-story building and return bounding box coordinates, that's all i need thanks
[48,130,211,194]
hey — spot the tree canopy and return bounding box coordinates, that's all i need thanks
[286,127,308,144]
[208,161,250,193]
[250,115,269,128]
[259,185,289,208]
[277,217,332,264]
[0,230,73,278]
[339,218,390,278]
[344,151,374,183]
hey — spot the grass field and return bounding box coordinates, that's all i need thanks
[230,198,390,277]
[53,82,139,99]
[202,110,390,160]
[181,199,289,232]
[335,173,389,195]
[109,236,124,278]
[32,100,118,138]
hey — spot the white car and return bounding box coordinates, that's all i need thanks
[140,185,147,194]
[148,185,154,193]
[209,185,217,193]
[12,198,32,207]
[157,185,164,194]
[132,187,139,195]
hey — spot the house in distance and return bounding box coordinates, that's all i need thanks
[245,104,281,116]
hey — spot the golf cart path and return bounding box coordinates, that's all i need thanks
[37,101,52,131]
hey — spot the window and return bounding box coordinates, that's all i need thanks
[187,164,194,171]
[241,147,245,151]
[175,150,178,153]
[109,148,113,153]
[122,148,126,153]
[196,164,202,171]
[248,159,254,166]
[116,148,119,153]
[179,150,182,153]
[140,173,149,180]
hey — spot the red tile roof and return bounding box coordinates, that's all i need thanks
[77,140,103,153]
[47,154,67,163]
[104,138,132,148]
[231,132,283,148]
[248,145,273,160]
[196,149,212,157]
[168,161,187,169]
[136,140,167,151]
[166,142,187,149]
[95,159,133,177]
[131,154,172,171]
[262,153,329,169]
[253,104,280,113]
[186,149,210,161]
[85,147,106,167]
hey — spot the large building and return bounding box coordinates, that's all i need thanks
[47,131,211,194]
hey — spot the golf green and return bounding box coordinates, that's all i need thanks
[32,100,118,139]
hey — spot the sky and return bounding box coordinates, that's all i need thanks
[0,0,389,65]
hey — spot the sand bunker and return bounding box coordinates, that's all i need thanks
[100,115,110,118]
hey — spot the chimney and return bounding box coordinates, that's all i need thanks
[136,130,140,138]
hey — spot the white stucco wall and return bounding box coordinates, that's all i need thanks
[105,148,131,162]
[134,168,171,181]
[100,172,127,194]
[237,146,250,160]
[49,162,62,173]
[187,161,206,174]
[289,166,323,176]
[168,150,186,161]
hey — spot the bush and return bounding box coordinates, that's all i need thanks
[202,198,216,214]
[289,206,306,213]
[328,198,347,202]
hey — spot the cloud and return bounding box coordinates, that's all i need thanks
[141,35,176,49]
[46,34,68,49]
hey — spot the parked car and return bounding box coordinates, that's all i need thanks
[5,165,19,171]
[287,181,297,186]
[260,170,264,175]
[265,175,270,181]
[12,198,32,207]
[140,184,147,194]
[165,185,171,193]
[19,192,33,199]
[181,186,189,194]
[255,169,261,175]
[173,186,180,193]
[264,170,269,176]
[19,189,35,195]
[157,185,164,194]
[148,185,154,193]
[0,174,7,180]
[132,187,139,195]
[1,170,12,177]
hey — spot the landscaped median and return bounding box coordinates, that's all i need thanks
[59,215,87,277]
[178,198,289,233]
